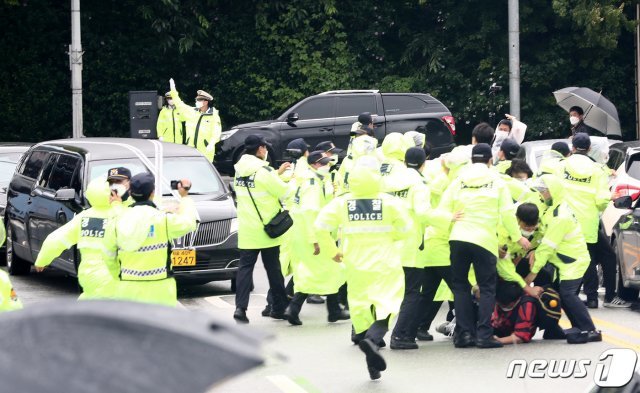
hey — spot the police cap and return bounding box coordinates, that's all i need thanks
[500,138,520,160]
[244,134,272,151]
[572,133,591,151]
[315,141,343,154]
[107,167,132,181]
[130,173,155,201]
[196,90,213,101]
[307,151,331,166]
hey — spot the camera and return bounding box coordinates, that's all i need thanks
[489,83,502,94]
[170,180,181,190]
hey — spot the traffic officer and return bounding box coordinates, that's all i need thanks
[284,151,349,325]
[35,177,123,299]
[0,219,22,312]
[537,141,570,177]
[347,112,374,155]
[439,143,529,349]
[315,156,411,380]
[526,174,601,343]
[390,147,456,350]
[562,133,622,308]
[157,91,185,145]
[233,134,292,324]
[114,173,197,307]
[494,138,520,174]
[169,78,222,162]
[107,167,134,207]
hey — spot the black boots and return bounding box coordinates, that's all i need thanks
[233,308,249,324]
[359,339,387,380]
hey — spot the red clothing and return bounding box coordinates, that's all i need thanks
[491,296,538,343]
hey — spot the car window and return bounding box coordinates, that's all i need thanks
[20,150,50,180]
[383,95,429,114]
[626,158,640,180]
[44,154,81,191]
[295,97,335,120]
[88,157,223,195]
[336,95,377,118]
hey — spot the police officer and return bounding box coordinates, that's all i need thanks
[169,78,222,162]
[494,138,520,174]
[35,178,123,299]
[562,133,624,308]
[114,173,197,307]
[284,151,349,325]
[347,112,374,155]
[314,141,343,193]
[315,156,411,380]
[537,141,570,177]
[107,167,134,207]
[0,219,22,312]
[526,174,601,343]
[390,147,457,350]
[336,127,378,196]
[439,143,529,349]
[233,135,292,324]
[157,91,185,145]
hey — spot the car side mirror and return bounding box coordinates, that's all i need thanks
[54,188,76,201]
[614,195,633,209]
[287,112,299,123]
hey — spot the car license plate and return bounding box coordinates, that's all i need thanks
[171,249,196,267]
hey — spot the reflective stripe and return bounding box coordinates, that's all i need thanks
[342,226,394,234]
[316,221,335,232]
[563,230,581,241]
[137,243,168,253]
[542,238,558,249]
[121,266,167,278]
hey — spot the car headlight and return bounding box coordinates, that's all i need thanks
[220,129,239,141]
[230,217,238,233]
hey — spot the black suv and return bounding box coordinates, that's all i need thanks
[214,90,456,174]
[4,138,239,286]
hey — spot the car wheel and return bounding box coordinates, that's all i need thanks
[6,224,31,276]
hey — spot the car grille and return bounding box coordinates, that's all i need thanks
[176,219,232,247]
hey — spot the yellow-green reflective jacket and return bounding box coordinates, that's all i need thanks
[170,89,221,161]
[116,198,197,281]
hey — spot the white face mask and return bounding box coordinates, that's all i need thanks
[110,183,127,197]
[167,99,174,106]
[317,166,330,175]
[195,100,204,109]
[329,156,339,167]
[262,149,268,161]
[521,228,536,237]
[569,116,580,126]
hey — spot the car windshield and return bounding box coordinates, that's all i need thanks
[0,160,18,188]
[88,157,223,196]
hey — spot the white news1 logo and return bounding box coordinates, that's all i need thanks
[506,349,639,387]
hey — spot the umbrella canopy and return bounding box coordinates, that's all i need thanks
[553,86,621,137]
[0,300,266,393]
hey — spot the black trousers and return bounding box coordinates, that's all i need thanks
[394,266,453,338]
[235,246,288,313]
[584,228,617,302]
[450,240,497,340]
[558,278,596,331]
[288,292,341,315]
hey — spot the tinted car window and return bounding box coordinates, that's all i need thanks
[45,154,81,191]
[383,95,429,114]
[89,157,223,196]
[627,158,640,180]
[21,150,49,179]
[336,95,377,117]
[38,155,57,188]
[295,97,335,120]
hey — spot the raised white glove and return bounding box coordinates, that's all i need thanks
[169,78,176,91]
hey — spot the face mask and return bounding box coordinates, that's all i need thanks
[329,156,339,167]
[521,228,536,237]
[195,100,204,109]
[262,150,268,161]
[317,166,330,175]
[569,116,580,126]
[110,184,127,198]
[167,99,174,106]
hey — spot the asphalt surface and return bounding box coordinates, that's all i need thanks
[4,261,640,393]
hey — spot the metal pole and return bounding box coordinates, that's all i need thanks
[636,3,640,140]
[70,0,84,138]
[508,0,520,119]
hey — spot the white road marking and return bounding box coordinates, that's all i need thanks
[203,294,267,309]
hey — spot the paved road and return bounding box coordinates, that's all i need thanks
[4,263,640,393]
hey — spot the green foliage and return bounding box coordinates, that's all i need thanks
[0,0,637,143]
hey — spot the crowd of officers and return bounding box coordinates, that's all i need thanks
[231,109,630,380]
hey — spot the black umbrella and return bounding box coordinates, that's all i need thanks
[553,87,621,136]
[0,300,267,393]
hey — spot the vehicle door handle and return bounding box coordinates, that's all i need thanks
[319,128,333,132]
[30,188,43,197]
[57,210,67,224]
